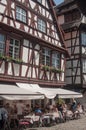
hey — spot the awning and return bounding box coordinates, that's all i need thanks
[16,83,83,99]
[0,84,44,100]
[16,83,55,99]
[0,95,44,100]
[44,88,83,99]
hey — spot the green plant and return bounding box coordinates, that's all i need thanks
[12,58,23,64]
[55,98,65,105]
[0,54,6,60]
[41,65,50,71]
[51,67,62,73]
[5,56,13,62]
[0,54,23,64]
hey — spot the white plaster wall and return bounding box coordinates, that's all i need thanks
[27,67,31,77]
[22,47,28,63]
[8,63,12,75]
[1,0,7,5]
[34,51,39,65]
[0,62,5,74]
[61,73,65,81]
[32,68,36,78]
[61,59,64,70]
[3,17,7,24]
[0,5,5,13]
[13,63,20,76]
[30,1,35,9]
[21,65,27,77]
[39,71,43,79]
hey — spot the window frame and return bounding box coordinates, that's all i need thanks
[42,48,51,66]
[0,34,5,56]
[52,51,60,68]
[81,32,86,46]
[16,6,27,24]
[9,38,20,59]
[37,18,46,33]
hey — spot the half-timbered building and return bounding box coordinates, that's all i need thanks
[0,0,68,106]
[56,0,86,104]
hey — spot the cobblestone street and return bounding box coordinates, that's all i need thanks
[27,115,86,130]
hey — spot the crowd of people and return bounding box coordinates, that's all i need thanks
[0,99,85,129]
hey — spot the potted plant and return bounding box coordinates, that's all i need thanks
[0,54,6,60]
[51,67,62,73]
[12,58,23,64]
[41,65,50,71]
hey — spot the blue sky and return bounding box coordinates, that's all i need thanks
[54,0,64,5]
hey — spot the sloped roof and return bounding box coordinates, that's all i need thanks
[49,0,69,57]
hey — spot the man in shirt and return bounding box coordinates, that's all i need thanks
[0,101,8,129]
[16,100,24,119]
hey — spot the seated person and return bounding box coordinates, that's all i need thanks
[34,104,42,116]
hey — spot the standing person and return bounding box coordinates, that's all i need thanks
[16,100,24,119]
[24,104,31,115]
[5,103,12,116]
[0,101,8,129]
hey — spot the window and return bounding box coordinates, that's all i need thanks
[16,6,26,23]
[37,19,46,33]
[83,59,86,73]
[9,38,20,59]
[52,52,60,68]
[42,48,50,66]
[0,34,5,55]
[81,32,86,45]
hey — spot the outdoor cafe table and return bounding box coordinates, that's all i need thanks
[24,114,40,124]
[41,112,60,125]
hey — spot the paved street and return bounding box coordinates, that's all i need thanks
[27,115,86,130]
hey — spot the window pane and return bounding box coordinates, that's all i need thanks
[0,34,5,55]
[9,38,20,59]
[16,6,26,23]
[81,32,86,45]
[42,48,50,66]
[52,52,60,68]
[38,19,46,33]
